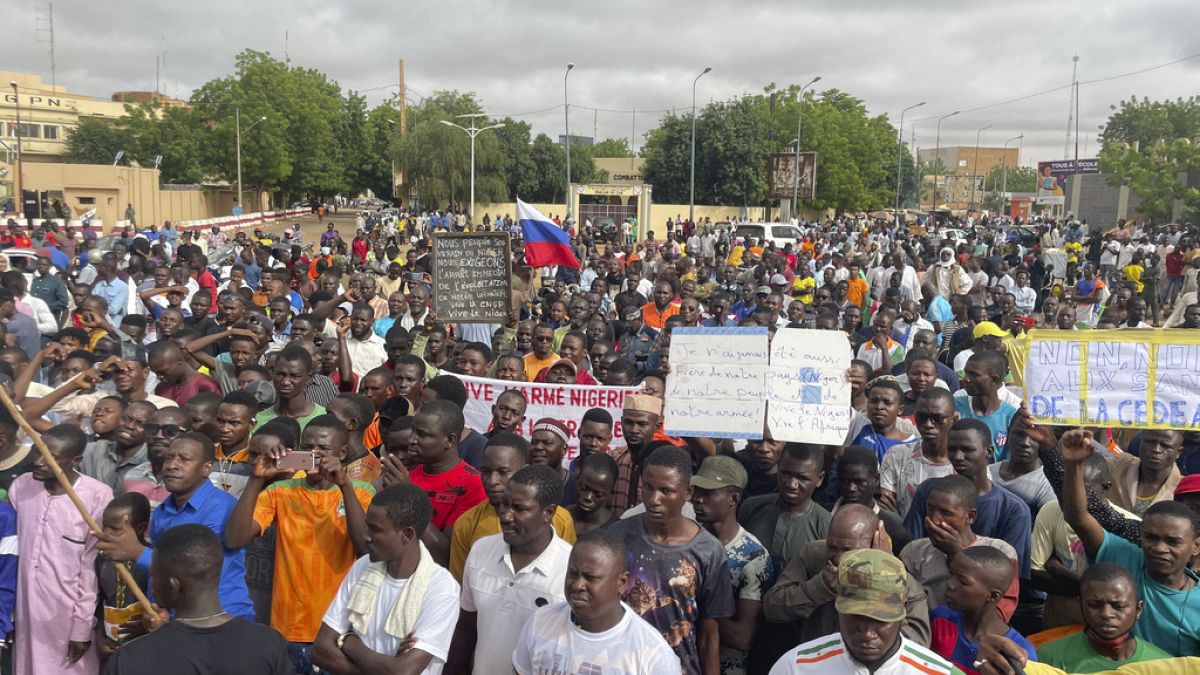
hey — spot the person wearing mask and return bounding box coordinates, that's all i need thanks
[1058,428,1200,656]
[447,465,572,675]
[1036,562,1173,671]
[689,456,774,675]
[511,529,679,674]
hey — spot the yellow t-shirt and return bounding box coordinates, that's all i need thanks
[1124,264,1145,293]
[727,245,745,268]
[792,276,815,303]
[523,352,559,382]
[1064,241,1082,263]
[252,478,376,642]
[448,500,577,580]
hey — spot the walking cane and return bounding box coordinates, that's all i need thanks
[0,386,156,614]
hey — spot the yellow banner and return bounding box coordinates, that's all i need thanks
[1023,328,1200,430]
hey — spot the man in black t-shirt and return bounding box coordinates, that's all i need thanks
[102,524,288,675]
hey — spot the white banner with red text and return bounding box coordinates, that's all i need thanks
[454,374,641,460]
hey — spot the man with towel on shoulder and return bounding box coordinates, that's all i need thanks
[314,483,461,673]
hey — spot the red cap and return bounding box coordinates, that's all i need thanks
[1175,474,1200,497]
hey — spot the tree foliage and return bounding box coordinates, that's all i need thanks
[591,138,634,158]
[1099,96,1200,222]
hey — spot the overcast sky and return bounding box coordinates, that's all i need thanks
[7,0,1198,167]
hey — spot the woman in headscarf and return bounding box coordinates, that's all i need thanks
[928,246,973,299]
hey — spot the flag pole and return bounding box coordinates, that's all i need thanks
[0,386,155,614]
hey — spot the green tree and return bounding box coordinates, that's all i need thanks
[984,164,1037,194]
[641,115,695,204]
[529,133,566,203]
[493,118,538,201]
[1099,96,1200,222]
[64,116,132,165]
[591,138,634,158]
[359,100,398,200]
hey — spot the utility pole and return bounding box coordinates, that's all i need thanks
[1064,54,1079,160]
[689,67,712,224]
[35,4,56,91]
[564,63,574,219]
[895,101,925,218]
[791,76,821,222]
[440,114,505,222]
[10,81,22,218]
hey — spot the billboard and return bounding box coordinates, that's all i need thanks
[766,152,817,200]
[1036,158,1100,205]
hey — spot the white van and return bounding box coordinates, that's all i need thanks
[732,222,802,249]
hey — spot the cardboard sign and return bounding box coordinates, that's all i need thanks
[431,232,512,322]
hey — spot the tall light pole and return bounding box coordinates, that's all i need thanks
[932,110,960,211]
[689,66,712,224]
[441,114,505,223]
[235,108,266,214]
[1001,134,1024,202]
[894,101,925,219]
[970,124,991,213]
[563,63,574,220]
[9,81,22,218]
[790,76,821,222]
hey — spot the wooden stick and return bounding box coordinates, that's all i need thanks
[0,386,156,614]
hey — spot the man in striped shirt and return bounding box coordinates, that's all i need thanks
[769,549,963,675]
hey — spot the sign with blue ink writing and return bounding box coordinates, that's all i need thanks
[663,327,770,439]
[767,328,852,444]
[1024,329,1200,430]
[663,327,852,443]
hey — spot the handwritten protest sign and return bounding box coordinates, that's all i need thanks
[432,232,512,322]
[454,373,639,460]
[1024,329,1200,430]
[767,328,852,444]
[663,327,852,443]
[663,327,769,438]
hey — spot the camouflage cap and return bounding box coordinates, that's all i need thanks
[834,549,907,623]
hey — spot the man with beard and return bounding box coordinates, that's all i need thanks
[97,431,255,621]
[690,455,773,675]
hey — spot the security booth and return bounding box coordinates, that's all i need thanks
[568,183,652,243]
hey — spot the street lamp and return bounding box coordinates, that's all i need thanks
[235,108,267,215]
[9,81,21,218]
[790,76,821,222]
[970,124,991,213]
[932,110,960,211]
[895,101,925,219]
[689,67,712,225]
[1001,134,1024,203]
[563,63,574,220]
[441,114,505,223]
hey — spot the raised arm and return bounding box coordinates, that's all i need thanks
[1058,429,1107,559]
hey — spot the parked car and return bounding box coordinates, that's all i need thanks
[732,223,802,249]
[1004,226,1039,246]
[592,217,618,241]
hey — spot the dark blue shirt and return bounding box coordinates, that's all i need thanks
[904,478,1032,578]
[136,480,254,619]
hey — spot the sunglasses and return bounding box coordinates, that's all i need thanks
[914,412,949,425]
[144,423,185,438]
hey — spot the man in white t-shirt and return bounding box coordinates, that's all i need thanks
[447,465,572,675]
[315,483,460,674]
[513,529,678,675]
[880,388,958,518]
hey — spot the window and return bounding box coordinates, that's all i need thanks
[78,197,95,205]
[42,125,58,140]
[7,123,40,139]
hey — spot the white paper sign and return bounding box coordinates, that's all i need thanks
[662,327,852,444]
[663,328,769,438]
[766,328,853,444]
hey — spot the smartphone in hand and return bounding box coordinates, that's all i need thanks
[276,451,317,472]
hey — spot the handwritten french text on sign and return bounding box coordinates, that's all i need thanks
[453,373,640,461]
[664,327,769,439]
[1024,329,1200,430]
[432,232,512,323]
[767,328,853,444]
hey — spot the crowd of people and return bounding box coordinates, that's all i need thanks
[0,208,1195,675]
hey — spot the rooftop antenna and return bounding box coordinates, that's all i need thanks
[34,3,57,91]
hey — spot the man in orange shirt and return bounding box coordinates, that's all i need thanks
[640,280,680,330]
[224,414,375,673]
[846,261,869,309]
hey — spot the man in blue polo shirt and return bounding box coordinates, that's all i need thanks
[1059,427,1200,656]
[97,431,254,619]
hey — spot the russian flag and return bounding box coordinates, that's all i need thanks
[517,199,580,269]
